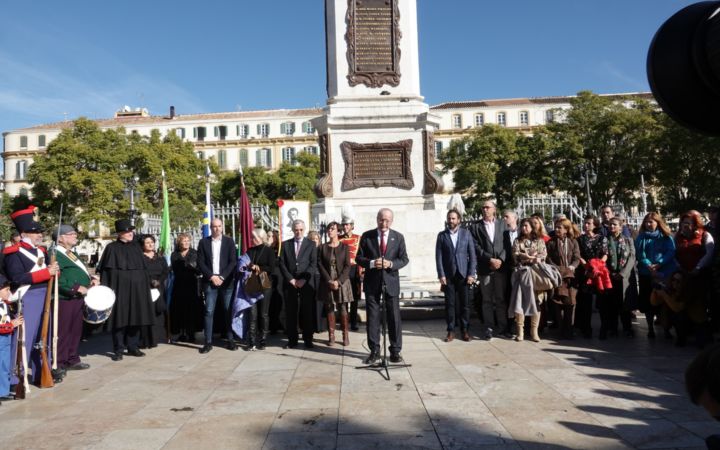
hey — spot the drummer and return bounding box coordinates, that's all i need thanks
[54,225,97,372]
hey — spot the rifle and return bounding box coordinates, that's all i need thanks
[51,204,63,370]
[13,297,29,399]
[38,262,55,388]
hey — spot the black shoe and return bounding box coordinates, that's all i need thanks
[599,330,607,340]
[364,352,380,365]
[51,369,65,383]
[647,329,656,339]
[226,341,239,351]
[244,344,257,352]
[351,324,359,331]
[111,352,124,361]
[624,329,635,338]
[128,349,146,357]
[66,362,90,371]
[389,352,403,363]
[257,341,266,350]
[284,342,297,349]
[199,344,213,354]
[304,341,314,349]
[0,395,14,401]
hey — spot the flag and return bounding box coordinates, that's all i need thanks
[238,166,254,255]
[202,162,213,238]
[158,169,173,263]
[159,169,175,312]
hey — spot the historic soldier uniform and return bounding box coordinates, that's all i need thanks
[54,225,94,371]
[3,206,59,385]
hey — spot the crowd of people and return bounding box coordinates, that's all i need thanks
[1,199,718,406]
[444,201,719,350]
[0,205,410,403]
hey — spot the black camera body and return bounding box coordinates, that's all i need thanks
[648,1,720,136]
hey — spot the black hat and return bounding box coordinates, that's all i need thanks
[114,219,135,233]
[10,206,43,233]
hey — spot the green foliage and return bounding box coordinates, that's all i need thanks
[441,91,718,217]
[27,118,208,231]
[214,152,320,208]
[439,125,558,213]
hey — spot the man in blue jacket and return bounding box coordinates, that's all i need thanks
[436,209,477,342]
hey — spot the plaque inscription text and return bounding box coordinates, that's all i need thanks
[340,140,414,191]
[346,0,401,88]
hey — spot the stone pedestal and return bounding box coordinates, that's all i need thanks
[313,0,447,282]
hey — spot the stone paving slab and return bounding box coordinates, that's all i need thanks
[0,318,717,449]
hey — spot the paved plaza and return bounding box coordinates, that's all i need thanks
[1,318,717,450]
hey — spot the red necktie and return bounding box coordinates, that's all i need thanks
[380,231,386,256]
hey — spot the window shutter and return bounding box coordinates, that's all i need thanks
[257,124,261,135]
[280,123,287,135]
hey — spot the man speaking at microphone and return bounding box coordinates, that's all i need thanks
[356,208,408,365]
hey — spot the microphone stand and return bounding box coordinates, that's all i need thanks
[356,238,411,380]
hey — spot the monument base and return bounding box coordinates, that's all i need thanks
[312,193,450,283]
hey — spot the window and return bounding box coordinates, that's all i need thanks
[20,136,27,148]
[474,113,484,127]
[434,141,443,158]
[15,160,27,180]
[256,148,272,168]
[304,145,319,156]
[280,122,295,136]
[239,149,249,168]
[302,121,315,134]
[217,150,227,169]
[497,112,506,127]
[175,128,186,139]
[214,125,228,140]
[282,147,297,165]
[195,151,205,160]
[257,123,270,137]
[451,114,462,129]
[519,111,529,126]
[193,127,206,141]
[545,109,555,123]
[38,135,46,148]
[237,124,249,138]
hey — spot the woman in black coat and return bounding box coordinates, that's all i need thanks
[245,228,277,350]
[169,233,203,343]
[140,234,169,348]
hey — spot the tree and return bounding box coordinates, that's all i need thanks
[548,91,660,211]
[27,118,208,232]
[438,124,558,213]
[214,152,320,207]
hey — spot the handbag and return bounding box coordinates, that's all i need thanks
[244,247,272,295]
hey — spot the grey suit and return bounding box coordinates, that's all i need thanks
[436,227,477,332]
[470,219,508,335]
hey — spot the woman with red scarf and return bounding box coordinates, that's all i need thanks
[675,210,715,347]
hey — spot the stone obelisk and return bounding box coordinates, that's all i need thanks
[312,0,448,282]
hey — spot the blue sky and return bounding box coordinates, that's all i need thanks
[0,0,697,134]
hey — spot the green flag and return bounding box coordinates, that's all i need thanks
[159,169,172,260]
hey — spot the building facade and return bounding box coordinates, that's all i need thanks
[1,93,651,197]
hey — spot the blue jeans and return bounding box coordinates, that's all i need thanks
[0,333,11,397]
[203,283,235,344]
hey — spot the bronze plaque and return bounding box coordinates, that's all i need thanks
[346,0,401,88]
[341,140,414,191]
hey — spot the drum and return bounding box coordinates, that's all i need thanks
[83,285,116,324]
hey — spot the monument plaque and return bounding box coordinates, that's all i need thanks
[345,0,401,88]
[340,140,413,191]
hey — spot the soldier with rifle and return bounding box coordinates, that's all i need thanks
[3,206,60,386]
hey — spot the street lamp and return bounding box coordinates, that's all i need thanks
[125,175,140,226]
[575,165,597,215]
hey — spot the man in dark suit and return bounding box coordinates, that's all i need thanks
[279,219,317,349]
[197,218,238,353]
[470,200,508,340]
[356,208,409,364]
[436,208,477,342]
